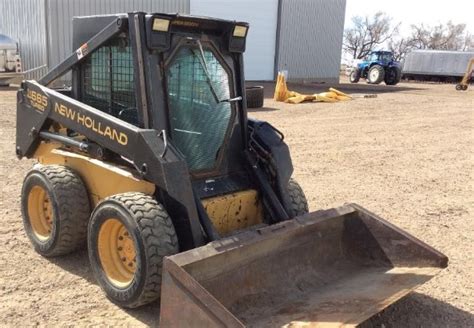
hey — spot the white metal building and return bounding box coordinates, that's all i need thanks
[0,0,346,83]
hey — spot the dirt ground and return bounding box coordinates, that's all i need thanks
[0,79,473,327]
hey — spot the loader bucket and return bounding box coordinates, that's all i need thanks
[159,204,448,327]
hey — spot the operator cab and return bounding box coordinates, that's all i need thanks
[366,51,394,63]
[73,13,250,183]
[70,13,279,237]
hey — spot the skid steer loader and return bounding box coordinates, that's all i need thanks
[16,13,448,326]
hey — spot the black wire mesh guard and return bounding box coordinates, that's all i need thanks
[81,38,137,123]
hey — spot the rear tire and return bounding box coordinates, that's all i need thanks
[286,178,309,217]
[349,69,360,83]
[384,67,401,85]
[88,192,179,308]
[246,86,264,108]
[367,65,385,84]
[21,165,90,257]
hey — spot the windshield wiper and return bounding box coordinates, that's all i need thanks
[192,40,242,105]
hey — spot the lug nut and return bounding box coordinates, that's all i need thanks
[118,236,123,240]
[118,247,123,251]
[121,257,126,262]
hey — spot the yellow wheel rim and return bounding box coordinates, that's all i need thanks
[98,218,136,288]
[27,185,53,241]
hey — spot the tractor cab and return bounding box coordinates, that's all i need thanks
[366,50,395,64]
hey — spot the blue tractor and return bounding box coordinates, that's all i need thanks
[350,51,401,85]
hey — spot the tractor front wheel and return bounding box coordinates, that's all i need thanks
[367,65,385,84]
[88,192,179,308]
[349,69,360,83]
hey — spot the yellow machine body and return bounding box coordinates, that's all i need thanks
[202,189,264,236]
[34,142,155,206]
[34,142,263,235]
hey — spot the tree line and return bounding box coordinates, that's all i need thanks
[343,11,473,61]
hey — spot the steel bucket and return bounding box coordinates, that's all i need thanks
[159,204,448,327]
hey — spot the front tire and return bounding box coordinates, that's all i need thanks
[367,65,385,84]
[21,165,90,257]
[349,69,360,83]
[88,192,179,308]
[286,178,309,217]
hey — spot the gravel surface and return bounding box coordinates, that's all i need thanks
[0,80,473,327]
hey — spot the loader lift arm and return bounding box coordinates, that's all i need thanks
[16,80,205,249]
[39,15,128,87]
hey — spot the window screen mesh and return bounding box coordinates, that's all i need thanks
[82,40,137,124]
[167,47,232,171]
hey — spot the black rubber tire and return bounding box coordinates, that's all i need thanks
[455,84,463,91]
[367,65,385,84]
[21,165,91,257]
[246,86,264,108]
[462,85,468,91]
[286,178,309,217]
[384,67,401,85]
[349,69,360,83]
[88,192,179,308]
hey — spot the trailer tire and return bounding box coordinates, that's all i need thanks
[246,86,264,108]
[349,69,360,83]
[88,192,179,308]
[385,67,401,85]
[21,165,90,257]
[287,178,309,217]
[367,65,385,84]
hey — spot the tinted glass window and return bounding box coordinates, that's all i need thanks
[166,46,232,171]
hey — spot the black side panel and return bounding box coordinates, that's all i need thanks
[248,119,294,215]
[72,14,124,49]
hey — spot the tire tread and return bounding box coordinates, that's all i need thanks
[103,192,178,308]
[287,178,309,217]
[28,165,90,256]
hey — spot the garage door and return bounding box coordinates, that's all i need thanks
[190,0,278,80]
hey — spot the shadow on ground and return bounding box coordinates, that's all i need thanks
[360,292,474,328]
[247,106,279,112]
[49,252,472,327]
[247,81,426,99]
[0,85,19,91]
[49,249,159,326]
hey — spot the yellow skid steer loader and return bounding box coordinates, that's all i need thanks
[15,13,447,326]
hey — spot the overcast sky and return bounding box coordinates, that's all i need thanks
[344,0,474,35]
